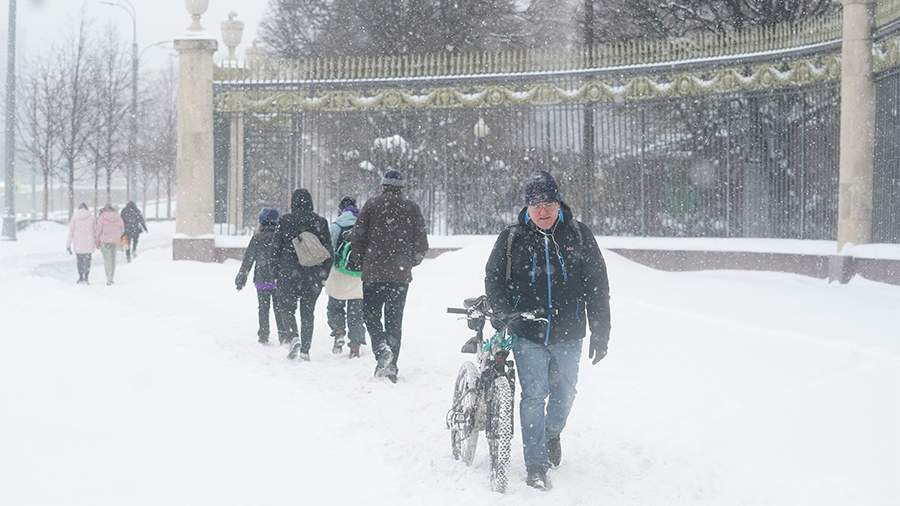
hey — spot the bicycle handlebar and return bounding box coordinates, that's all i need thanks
[446,306,547,323]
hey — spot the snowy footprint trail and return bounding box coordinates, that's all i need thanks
[1,226,898,505]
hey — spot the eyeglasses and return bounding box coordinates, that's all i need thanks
[528,202,559,211]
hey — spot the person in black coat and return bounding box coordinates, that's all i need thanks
[272,189,332,360]
[236,208,281,344]
[120,201,148,262]
[484,171,611,491]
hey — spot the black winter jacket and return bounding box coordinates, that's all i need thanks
[236,223,278,287]
[484,202,610,346]
[349,187,429,284]
[273,189,333,286]
[120,204,148,237]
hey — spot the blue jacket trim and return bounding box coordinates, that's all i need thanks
[543,235,553,346]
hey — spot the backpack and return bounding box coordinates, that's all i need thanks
[292,231,331,267]
[333,225,362,278]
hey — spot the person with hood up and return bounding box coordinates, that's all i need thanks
[95,204,126,286]
[272,189,332,360]
[484,170,611,491]
[67,203,96,284]
[236,208,281,344]
[324,196,366,358]
[349,168,429,382]
[120,201,148,262]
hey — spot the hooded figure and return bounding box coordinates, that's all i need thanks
[325,196,366,357]
[67,203,95,283]
[272,189,333,359]
[95,204,125,285]
[120,201,148,262]
[67,204,95,255]
[236,207,282,344]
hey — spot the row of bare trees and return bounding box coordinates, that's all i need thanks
[16,14,176,221]
[259,0,837,57]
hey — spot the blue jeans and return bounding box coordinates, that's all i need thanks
[512,337,583,472]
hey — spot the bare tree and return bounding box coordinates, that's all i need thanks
[594,0,836,38]
[17,56,63,220]
[258,0,331,58]
[138,59,177,220]
[87,25,130,208]
[56,14,97,218]
[260,0,524,57]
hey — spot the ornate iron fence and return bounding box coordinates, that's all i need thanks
[212,5,900,242]
[875,67,900,242]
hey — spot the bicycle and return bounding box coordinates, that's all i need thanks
[446,295,547,493]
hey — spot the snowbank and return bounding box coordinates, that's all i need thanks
[0,225,897,505]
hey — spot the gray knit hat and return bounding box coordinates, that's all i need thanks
[382,167,404,187]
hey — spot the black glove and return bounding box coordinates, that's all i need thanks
[235,273,247,291]
[588,332,608,365]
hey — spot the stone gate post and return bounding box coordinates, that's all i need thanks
[173,1,218,261]
[831,0,876,282]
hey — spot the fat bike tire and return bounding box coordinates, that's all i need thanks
[450,361,479,466]
[487,376,514,494]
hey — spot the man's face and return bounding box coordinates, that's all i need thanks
[527,201,561,231]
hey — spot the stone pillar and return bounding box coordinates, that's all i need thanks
[832,0,876,282]
[173,14,218,261]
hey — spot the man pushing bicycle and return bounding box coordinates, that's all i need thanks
[484,170,611,491]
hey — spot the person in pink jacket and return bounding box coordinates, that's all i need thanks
[95,204,125,285]
[67,203,96,284]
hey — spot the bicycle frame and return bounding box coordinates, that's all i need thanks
[446,297,548,493]
[447,297,547,432]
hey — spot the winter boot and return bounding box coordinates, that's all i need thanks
[332,336,345,354]
[373,344,394,378]
[386,364,399,384]
[525,469,552,491]
[298,352,311,361]
[348,343,361,358]
[547,435,562,467]
[287,339,302,360]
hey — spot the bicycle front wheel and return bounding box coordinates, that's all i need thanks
[449,361,479,465]
[487,376,514,493]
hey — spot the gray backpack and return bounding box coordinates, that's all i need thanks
[292,231,331,267]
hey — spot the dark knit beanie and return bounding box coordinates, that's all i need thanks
[258,207,280,225]
[338,196,357,212]
[523,170,561,206]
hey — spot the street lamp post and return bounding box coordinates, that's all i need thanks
[2,0,17,241]
[101,0,137,204]
[473,117,490,232]
[582,0,596,227]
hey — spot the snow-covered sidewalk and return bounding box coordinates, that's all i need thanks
[1,224,898,505]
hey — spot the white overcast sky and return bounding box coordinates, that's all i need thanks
[8,0,268,70]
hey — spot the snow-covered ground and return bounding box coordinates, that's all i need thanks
[1,223,898,505]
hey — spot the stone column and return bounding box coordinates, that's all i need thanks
[173,21,218,261]
[831,0,876,282]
